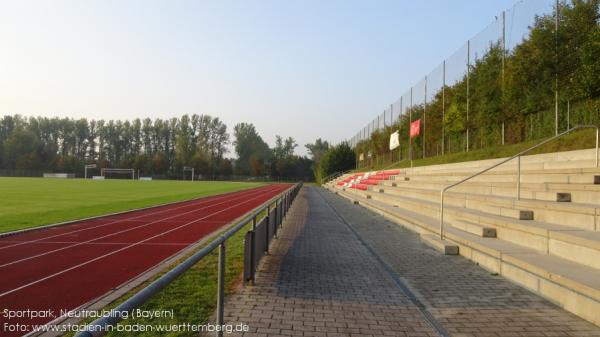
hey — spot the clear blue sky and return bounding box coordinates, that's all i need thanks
[0,0,519,156]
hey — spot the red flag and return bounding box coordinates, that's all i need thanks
[410,119,421,138]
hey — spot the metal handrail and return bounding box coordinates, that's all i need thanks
[73,182,302,337]
[322,170,351,185]
[322,171,344,184]
[321,173,336,184]
[439,125,599,240]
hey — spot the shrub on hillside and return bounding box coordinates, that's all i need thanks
[317,143,355,183]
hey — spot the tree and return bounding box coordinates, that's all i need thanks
[233,123,271,176]
[272,136,299,178]
[2,129,42,169]
[305,138,329,163]
[318,143,355,183]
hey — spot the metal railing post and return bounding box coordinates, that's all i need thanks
[439,191,445,240]
[596,127,600,167]
[277,200,281,225]
[266,205,270,224]
[517,156,521,200]
[265,205,270,253]
[216,242,226,337]
[250,216,256,284]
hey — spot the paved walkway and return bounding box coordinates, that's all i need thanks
[221,187,600,337]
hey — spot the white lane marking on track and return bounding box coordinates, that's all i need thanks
[0,185,285,297]
[0,186,280,268]
[0,241,191,246]
[0,186,265,251]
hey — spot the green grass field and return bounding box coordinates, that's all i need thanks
[0,178,263,233]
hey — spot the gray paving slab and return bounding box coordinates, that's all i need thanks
[217,186,600,337]
[221,187,441,337]
[320,187,600,337]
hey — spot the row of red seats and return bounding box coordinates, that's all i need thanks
[336,173,365,186]
[339,169,401,190]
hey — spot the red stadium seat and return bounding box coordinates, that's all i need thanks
[360,179,380,185]
[377,169,401,176]
[367,175,390,180]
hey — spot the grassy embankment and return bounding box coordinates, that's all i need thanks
[358,128,597,172]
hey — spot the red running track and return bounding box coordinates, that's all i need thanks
[0,184,290,337]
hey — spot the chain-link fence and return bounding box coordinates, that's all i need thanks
[349,0,600,170]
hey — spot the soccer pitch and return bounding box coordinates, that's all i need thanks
[0,177,263,233]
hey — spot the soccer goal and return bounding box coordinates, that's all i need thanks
[101,168,136,180]
[84,164,97,179]
[183,166,195,181]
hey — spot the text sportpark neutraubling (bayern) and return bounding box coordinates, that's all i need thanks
[2,308,174,320]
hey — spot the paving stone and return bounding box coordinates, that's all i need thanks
[205,186,600,337]
[319,187,600,337]
[211,187,439,337]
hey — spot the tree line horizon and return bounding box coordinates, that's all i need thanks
[0,113,330,181]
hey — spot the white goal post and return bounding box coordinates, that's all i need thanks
[101,168,136,180]
[183,166,195,181]
[84,164,97,179]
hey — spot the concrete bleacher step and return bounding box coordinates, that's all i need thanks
[342,186,600,270]
[452,218,497,237]
[375,183,599,231]
[400,171,600,184]
[382,178,600,204]
[397,165,600,178]
[333,188,600,326]
[374,185,538,221]
[396,148,599,173]
[420,234,459,255]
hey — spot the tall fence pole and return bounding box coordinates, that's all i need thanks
[400,96,403,160]
[409,87,413,166]
[502,10,506,146]
[466,39,470,152]
[424,76,427,159]
[555,0,560,136]
[442,60,446,156]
